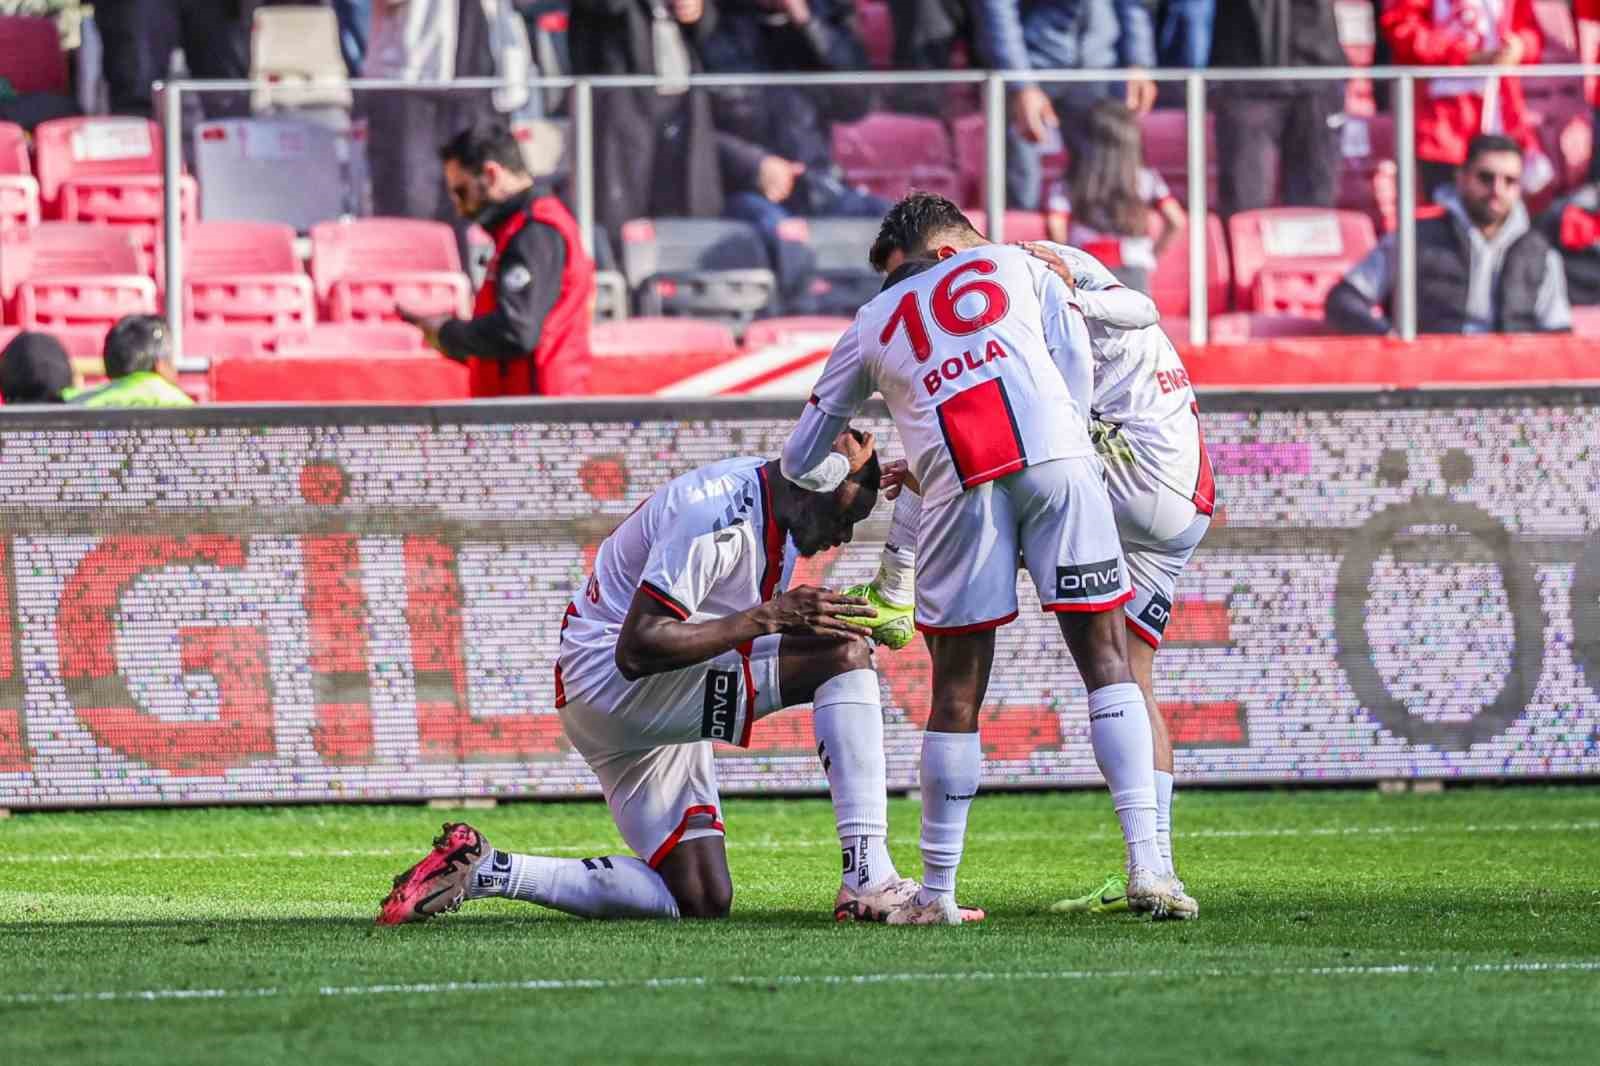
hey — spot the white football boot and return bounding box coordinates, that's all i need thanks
[1126,865,1199,921]
[885,891,963,926]
[834,877,920,922]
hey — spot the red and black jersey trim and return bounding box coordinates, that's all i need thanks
[553,601,580,708]
[937,377,1029,490]
[639,580,691,620]
[1190,400,1216,516]
[755,465,788,601]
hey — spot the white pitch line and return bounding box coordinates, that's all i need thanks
[3,961,1597,1008]
[3,820,1597,866]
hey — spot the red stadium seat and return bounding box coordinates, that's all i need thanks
[263,322,427,356]
[33,118,199,259]
[0,323,111,360]
[1150,211,1230,317]
[741,316,851,349]
[832,112,961,202]
[961,209,1050,244]
[0,15,69,95]
[1227,208,1376,312]
[182,221,314,328]
[0,122,28,174]
[590,317,737,359]
[181,324,274,361]
[0,222,147,324]
[17,275,157,331]
[1140,110,1217,208]
[952,112,1062,207]
[1250,265,1348,319]
[310,218,472,323]
[0,121,39,228]
[858,1,894,70]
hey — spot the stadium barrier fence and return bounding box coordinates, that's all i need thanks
[1,389,1596,810]
[157,64,1600,359]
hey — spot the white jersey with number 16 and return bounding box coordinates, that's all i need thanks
[808,244,1096,507]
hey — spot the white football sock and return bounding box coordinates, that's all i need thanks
[1087,682,1161,873]
[874,488,922,608]
[916,729,981,902]
[1154,769,1175,876]
[465,849,680,919]
[813,669,898,892]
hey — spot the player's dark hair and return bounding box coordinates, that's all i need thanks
[843,428,881,494]
[880,257,939,292]
[869,191,983,272]
[103,314,171,378]
[439,120,530,177]
[1463,133,1522,168]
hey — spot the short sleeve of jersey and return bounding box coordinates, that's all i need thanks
[809,317,872,418]
[637,519,742,621]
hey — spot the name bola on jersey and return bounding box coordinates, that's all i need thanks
[917,338,1013,397]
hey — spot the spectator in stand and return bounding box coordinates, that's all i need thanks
[570,0,727,243]
[334,0,369,74]
[65,315,195,407]
[1572,1,1600,183]
[1325,134,1570,335]
[1536,181,1600,305]
[1211,0,1346,218]
[0,331,75,405]
[1156,0,1212,69]
[701,0,889,312]
[884,0,972,114]
[1380,0,1550,203]
[1044,97,1184,294]
[364,0,532,239]
[968,0,1159,210]
[398,121,596,397]
[96,0,249,118]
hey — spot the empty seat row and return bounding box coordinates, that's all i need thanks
[0,218,471,331]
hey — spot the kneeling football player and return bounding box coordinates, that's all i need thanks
[379,432,975,924]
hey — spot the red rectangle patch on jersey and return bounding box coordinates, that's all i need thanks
[937,378,1027,490]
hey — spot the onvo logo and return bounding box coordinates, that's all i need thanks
[1055,559,1122,600]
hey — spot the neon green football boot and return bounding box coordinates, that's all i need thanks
[842,583,915,650]
[1049,872,1130,915]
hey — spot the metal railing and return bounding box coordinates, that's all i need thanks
[156,63,1600,358]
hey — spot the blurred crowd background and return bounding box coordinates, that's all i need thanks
[2,1,1599,406]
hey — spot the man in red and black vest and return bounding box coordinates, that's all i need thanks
[400,120,595,396]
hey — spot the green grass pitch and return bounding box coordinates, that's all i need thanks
[3,785,1598,1065]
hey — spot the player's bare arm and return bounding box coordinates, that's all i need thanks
[614,585,874,680]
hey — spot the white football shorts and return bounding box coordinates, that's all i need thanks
[557,633,783,866]
[1102,446,1211,648]
[913,456,1132,634]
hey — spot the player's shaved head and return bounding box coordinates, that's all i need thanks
[870,192,986,274]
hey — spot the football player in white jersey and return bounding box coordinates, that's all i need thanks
[861,192,1215,917]
[379,435,969,925]
[781,236,1194,922]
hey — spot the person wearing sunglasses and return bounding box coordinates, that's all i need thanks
[1325,133,1570,337]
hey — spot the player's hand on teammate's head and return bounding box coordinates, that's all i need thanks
[880,458,921,500]
[832,429,876,473]
[1018,242,1075,290]
[756,585,874,640]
